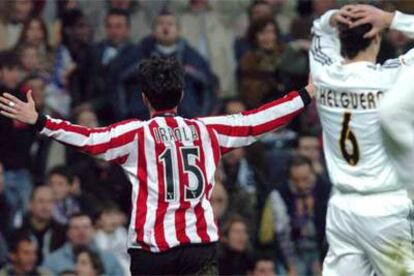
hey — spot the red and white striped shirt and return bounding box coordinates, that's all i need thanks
[36,89,309,252]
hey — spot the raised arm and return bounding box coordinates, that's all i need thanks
[309,9,345,75]
[199,85,314,153]
[0,92,139,164]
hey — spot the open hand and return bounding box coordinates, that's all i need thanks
[0,90,39,125]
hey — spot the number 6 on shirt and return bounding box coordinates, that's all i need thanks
[339,112,360,166]
[159,146,205,202]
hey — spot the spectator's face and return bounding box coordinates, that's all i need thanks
[154,15,179,46]
[30,186,55,222]
[11,241,37,273]
[252,260,276,276]
[227,222,248,252]
[289,164,316,193]
[77,110,99,128]
[76,252,97,276]
[257,23,277,51]
[110,0,131,9]
[13,0,33,22]
[105,15,130,45]
[68,216,94,246]
[223,148,244,166]
[250,3,272,22]
[225,100,245,115]
[99,211,119,233]
[20,47,40,72]
[26,20,45,46]
[211,182,228,219]
[48,174,72,201]
[25,78,45,109]
[0,66,21,89]
[72,18,91,44]
[189,0,209,11]
[298,137,320,162]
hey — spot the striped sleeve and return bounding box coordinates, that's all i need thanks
[198,89,310,153]
[36,115,140,164]
[309,10,342,75]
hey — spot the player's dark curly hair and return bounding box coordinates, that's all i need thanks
[138,57,184,111]
[338,21,374,59]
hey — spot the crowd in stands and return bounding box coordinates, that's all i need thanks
[0,0,413,275]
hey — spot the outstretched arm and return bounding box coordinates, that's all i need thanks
[199,84,314,154]
[0,92,139,164]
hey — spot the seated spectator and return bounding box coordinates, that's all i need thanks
[218,215,253,275]
[18,45,48,78]
[238,17,285,109]
[139,10,216,118]
[248,253,276,276]
[0,234,51,276]
[47,166,81,224]
[88,8,140,123]
[0,162,12,239]
[16,186,66,265]
[278,155,331,276]
[94,201,129,274]
[15,17,54,70]
[74,246,105,276]
[234,0,274,62]
[0,51,35,225]
[0,233,7,269]
[210,179,229,228]
[49,8,92,117]
[179,0,236,96]
[43,213,123,275]
[0,0,34,50]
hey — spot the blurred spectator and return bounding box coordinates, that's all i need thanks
[0,234,51,276]
[88,8,140,123]
[218,215,253,275]
[0,162,12,239]
[0,233,7,269]
[49,8,92,117]
[43,213,123,275]
[47,166,81,225]
[139,10,216,118]
[0,0,34,50]
[95,0,157,44]
[0,51,35,226]
[295,132,326,177]
[234,0,274,62]
[74,246,105,276]
[16,186,66,265]
[179,0,236,96]
[210,180,229,228]
[15,17,54,69]
[238,17,285,109]
[94,201,129,274]
[18,45,45,78]
[278,155,331,276]
[247,253,276,276]
[49,0,81,47]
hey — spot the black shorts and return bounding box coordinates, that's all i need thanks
[128,242,218,275]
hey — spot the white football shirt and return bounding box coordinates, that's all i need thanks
[310,10,414,193]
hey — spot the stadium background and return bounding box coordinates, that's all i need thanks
[0,0,412,275]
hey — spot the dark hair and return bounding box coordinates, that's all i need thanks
[47,165,75,184]
[338,21,374,59]
[247,17,280,48]
[15,17,51,52]
[288,155,314,174]
[0,50,20,70]
[138,57,184,111]
[73,246,105,275]
[97,201,120,218]
[29,185,52,202]
[61,8,85,45]
[68,212,92,226]
[10,233,34,253]
[249,252,275,272]
[106,8,131,26]
[247,0,270,19]
[294,130,319,148]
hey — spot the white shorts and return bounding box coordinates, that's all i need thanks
[323,190,414,276]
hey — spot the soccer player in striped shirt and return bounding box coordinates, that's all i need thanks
[0,57,314,275]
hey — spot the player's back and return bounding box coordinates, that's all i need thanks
[315,61,403,193]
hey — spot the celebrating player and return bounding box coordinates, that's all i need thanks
[310,4,414,275]
[0,57,314,275]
